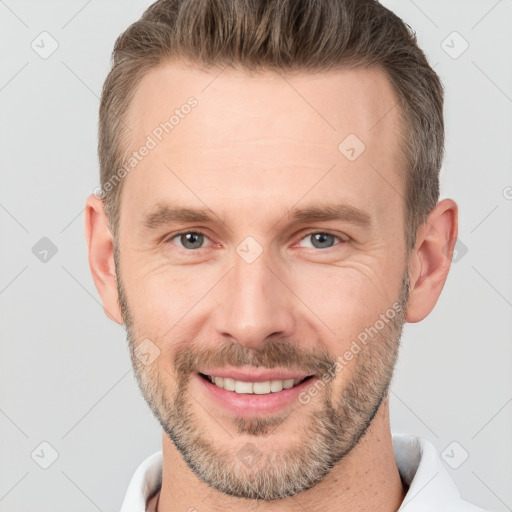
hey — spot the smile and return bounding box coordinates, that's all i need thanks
[199,373,312,395]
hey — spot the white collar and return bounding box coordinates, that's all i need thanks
[120,434,487,511]
[392,435,485,511]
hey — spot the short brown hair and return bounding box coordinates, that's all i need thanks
[98,0,444,251]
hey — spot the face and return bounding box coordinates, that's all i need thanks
[114,61,410,500]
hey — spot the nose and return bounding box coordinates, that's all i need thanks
[212,250,297,351]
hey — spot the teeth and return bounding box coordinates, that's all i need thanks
[207,375,306,394]
[223,377,235,391]
[235,380,254,393]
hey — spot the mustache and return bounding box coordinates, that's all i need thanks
[173,339,337,378]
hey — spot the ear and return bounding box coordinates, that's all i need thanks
[405,198,458,323]
[84,194,124,324]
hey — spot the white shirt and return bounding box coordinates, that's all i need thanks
[120,434,488,511]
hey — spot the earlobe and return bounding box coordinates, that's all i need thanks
[405,199,458,323]
[84,194,124,324]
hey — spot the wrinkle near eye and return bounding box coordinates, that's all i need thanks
[329,259,393,303]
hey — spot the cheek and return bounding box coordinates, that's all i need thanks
[292,262,397,345]
[122,261,216,335]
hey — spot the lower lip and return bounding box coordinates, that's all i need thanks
[195,373,317,416]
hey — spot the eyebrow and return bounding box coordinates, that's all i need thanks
[141,202,372,231]
[286,204,371,227]
[143,205,218,230]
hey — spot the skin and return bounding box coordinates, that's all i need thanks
[85,61,457,511]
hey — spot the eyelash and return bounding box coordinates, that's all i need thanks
[166,230,348,251]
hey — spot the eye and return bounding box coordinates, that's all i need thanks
[167,230,346,251]
[170,231,210,250]
[297,231,345,250]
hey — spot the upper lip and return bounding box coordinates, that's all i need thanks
[199,368,313,382]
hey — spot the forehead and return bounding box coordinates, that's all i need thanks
[125,60,403,144]
[120,61,405,230]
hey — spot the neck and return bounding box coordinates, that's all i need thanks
[155,398,406,512]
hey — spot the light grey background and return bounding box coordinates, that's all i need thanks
[0,1,510,511]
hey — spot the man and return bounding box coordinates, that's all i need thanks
[84,0,487,510]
